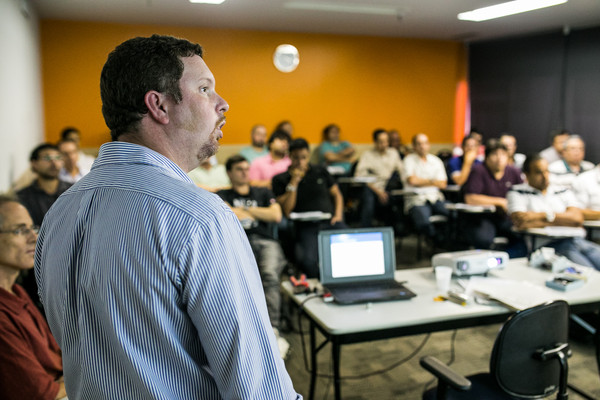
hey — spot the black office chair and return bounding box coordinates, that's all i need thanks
[420,300,581,400]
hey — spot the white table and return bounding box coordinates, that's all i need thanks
[584,220,600,240]
[522,226,587,254]
[282,258,600,400]
[336,176,377,185]
[445,202,496,214]
[288,211,332,222]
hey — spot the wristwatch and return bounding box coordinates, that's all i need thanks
[545,211,555,223]
[286,184,297,192]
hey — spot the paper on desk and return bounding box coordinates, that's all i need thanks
[450,203,496,213]
[289,211,332,221]
[466,276,561,311]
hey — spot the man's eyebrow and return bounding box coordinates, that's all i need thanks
[197,77,215,85]
[6,223,27,229]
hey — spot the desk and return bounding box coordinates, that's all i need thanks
[444,203,496,214]
[442,184,462,203]
[288,211,332,222]
[584,220,600,240]
[336,176,376,185]
[282,258,600,400]
[522,226,587,254]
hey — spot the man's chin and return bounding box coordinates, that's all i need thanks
[198,144,219,163]
[37,173,59,180]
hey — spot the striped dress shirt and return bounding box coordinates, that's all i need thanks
[35,142,301,399]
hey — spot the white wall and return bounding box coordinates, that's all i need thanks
[0,0,43,192]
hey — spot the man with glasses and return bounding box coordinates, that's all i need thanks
[0,196,66,400]
[16,143,71,311]
[548,135,594,190]
[16,143,72,226]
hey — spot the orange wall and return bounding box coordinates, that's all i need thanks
[40,20,467,148]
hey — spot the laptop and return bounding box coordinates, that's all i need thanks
[317,227,416,304]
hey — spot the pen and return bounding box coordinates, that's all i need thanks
[442,295,466,306]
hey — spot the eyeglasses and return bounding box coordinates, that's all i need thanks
[38,155,63,162]
[0,225,40,236]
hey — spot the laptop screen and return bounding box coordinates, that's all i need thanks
[318,227,396,285]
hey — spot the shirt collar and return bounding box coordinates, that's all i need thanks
[93,142,194,184]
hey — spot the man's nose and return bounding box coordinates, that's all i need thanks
[216,93,229,113]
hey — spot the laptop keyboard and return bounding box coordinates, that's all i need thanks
[339,288,403,301]
[329,281,414,302]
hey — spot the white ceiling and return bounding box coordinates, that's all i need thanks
[30,0,600,42]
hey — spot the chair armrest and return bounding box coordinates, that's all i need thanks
[420,356,472,391]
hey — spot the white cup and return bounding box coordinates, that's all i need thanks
[434,266,453,293]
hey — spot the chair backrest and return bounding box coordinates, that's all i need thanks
[490,300,570,398]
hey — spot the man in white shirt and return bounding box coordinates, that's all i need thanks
[507,154,600,270]
[59,127,96,171]
[57,139,92,184]
[572,164,600,221]
[539,129,570,164]
[354,129,403,227]
[548,135,594,189]
[187,155,231,192]
[402,133,449,240]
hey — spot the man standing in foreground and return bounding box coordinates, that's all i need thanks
[35,35,300,399]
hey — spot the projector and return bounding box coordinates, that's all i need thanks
[431,250,509,276]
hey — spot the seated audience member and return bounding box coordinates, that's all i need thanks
[447,135,482,186]
[548,135,594,189]
[0,196,66,400]
[469,129,486,161]
[57,138,92,183]
[540,129,570,164]
[403,133,449,241]
[16,144,72,311]
[274,120,294,137]
[388,129,411,159]
[462,139,525,256]
[354,129,403,227]
[60,127,96,172]
[272,138,345,278]
[240,124,269,164]
[508,154,600,270]
[17,144,72,227]
[572,164,600,220]
[217,155,289,358]
[13,128,95,192]
[500,133,526,171]
[187,155,230,192]
[318,124,355,175]
[249,129,291,188]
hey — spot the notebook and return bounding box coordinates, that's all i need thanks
[317,227,416,304]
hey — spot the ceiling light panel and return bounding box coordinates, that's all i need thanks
[284,1,397,16]
[458,0,568,22]
[189,0,226,4]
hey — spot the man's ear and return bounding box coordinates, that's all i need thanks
[144,91,170,125]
